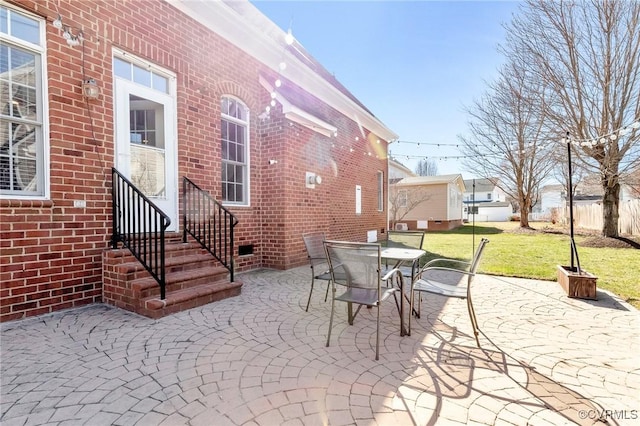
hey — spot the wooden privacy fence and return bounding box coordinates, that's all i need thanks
[559,199,640,236]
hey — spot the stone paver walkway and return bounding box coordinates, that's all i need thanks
[1,267,639,425]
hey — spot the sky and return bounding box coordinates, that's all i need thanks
[251,0,521,179]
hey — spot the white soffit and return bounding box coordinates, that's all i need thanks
[259,76,337,137]
[167,0,398,142]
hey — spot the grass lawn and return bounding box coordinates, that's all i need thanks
[420,222,640,309]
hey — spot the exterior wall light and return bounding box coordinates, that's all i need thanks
[305,172,322,188]
[308,175,322,185]
[82,78,100,99]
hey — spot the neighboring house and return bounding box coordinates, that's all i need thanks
[530,184,565,221]
[539,175,639,233]
[389,157,417,181]
[539,176,637,212]
[462,178,507,204]
[0,0,397,321]
[390,174,465,231]
[574,174,637,203]
[538,184,565,213]
[462,178,512,222]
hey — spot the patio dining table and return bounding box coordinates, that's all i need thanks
[380,246,426,336]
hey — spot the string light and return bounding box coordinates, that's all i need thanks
[257,26,339,140]
[395,140,461,147]
[564,118,640,147]
[52,14,63,29]
[261,27,295,118]
[389,152,502,161]
[395,118,639,156]
[284,29,294,46]
[50,11,86,48]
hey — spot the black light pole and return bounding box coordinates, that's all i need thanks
[566,131,581,273]
[472,178,476,253]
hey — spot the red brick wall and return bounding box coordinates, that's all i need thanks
[257,76,389,270]
[0,0,389,321]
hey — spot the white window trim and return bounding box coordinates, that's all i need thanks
[113,48,176,84]
[0,4,49,200]
[221,95,250,207]
[377,170,384,211]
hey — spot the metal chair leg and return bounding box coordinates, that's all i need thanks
[467,296,480,347]
[306,278,315,312]
[326,284,336,347]
[375,303,380,361]
[408,289,414,337]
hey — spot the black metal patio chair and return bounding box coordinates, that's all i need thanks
[409,238,490,347]
[323,240,404,360]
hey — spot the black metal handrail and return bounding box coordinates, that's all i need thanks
[182,177,238,281]
[111,167,171,299]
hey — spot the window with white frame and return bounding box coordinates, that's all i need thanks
[487,193,492,200]
[113,56,169,93]
[377,170,384,211]
[398,189,408,208]
[221,96,248,205]
[0,5,46,197]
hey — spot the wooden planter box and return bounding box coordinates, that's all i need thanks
[557,265,597,300]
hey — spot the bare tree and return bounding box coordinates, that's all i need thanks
[415,159,438,176]
[388,183,432,229]
[626,169,640,198]
[506,0,640,237]
[461,56,555,228]
[552,147,588,202]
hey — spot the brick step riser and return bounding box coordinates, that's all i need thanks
[108,245,212,264]
[121,257,220,281]
[139,285,242,319]
[135,271,230,299]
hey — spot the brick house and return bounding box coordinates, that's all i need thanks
[0,0,397,321]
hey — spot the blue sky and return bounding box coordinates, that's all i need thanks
[252,0,521,178]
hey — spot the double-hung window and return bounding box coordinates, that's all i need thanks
[0,5,46,197]
[398,189,408,208]
[221,96,248,205]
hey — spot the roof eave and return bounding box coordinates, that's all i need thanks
[167,0,398,142]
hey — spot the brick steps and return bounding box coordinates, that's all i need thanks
[132,265,229,298]
[143,280,242,319]
[116,253,220,282]
[103,238,242,318]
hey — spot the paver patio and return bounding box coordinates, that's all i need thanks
[1,266,638,425]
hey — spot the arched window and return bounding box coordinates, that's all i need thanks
[221,96,249,205]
